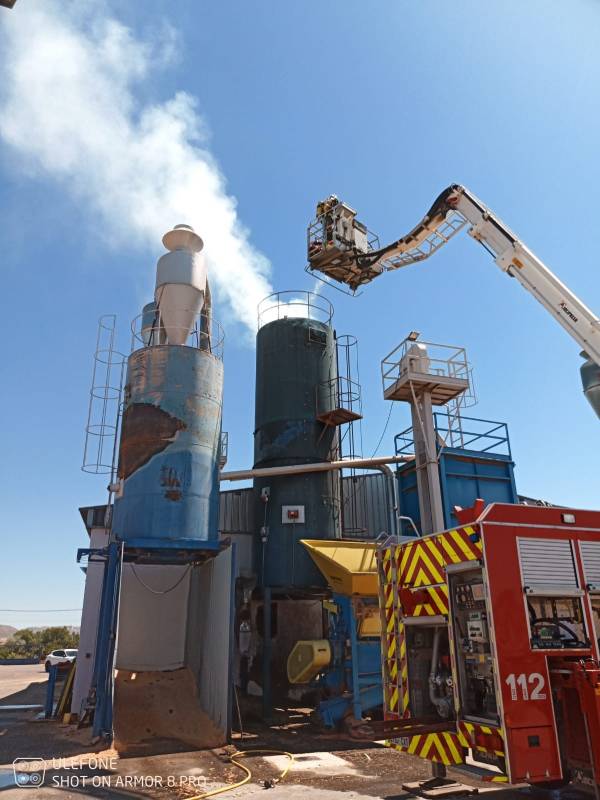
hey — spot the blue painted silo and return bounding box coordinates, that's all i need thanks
[111,225,224,553]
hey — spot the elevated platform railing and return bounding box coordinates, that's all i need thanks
[257,290,333,329]
[317,374,363,426]
[395,414,512,459]
[381,337,470,405]
[131,310,225,358]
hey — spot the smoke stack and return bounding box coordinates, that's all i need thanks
[155,224,207,346]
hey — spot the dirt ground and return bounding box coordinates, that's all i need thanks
[0,666,591,800]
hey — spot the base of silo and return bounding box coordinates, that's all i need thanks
[113,667,224,754]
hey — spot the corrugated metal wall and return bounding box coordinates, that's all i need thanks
[186,546,234,739]
[218,473,389,541]
[340,472,390,539]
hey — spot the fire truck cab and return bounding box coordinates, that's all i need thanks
[377,503,600,792]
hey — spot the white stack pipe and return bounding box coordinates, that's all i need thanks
[155,224,207,346]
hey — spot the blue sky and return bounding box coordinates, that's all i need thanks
[1,0,599,628]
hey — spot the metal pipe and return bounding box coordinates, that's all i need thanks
[219,455,412,482]
[374,463,400,537]
[220,456,412,537]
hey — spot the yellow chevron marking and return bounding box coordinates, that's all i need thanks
[420,735,434,758]
[403,545,419,585]
[390,662,398,679]
[402,689,409,710]
[387,615,395,633]
[464,526,475,535]
[424,537,445,566]
[440,535,462,563]
[491,777,509,783]
[408,735,421,754]
[429,585,449,615]
[416,547,443,584]
[390,688,398,709]
[451,530,477,561]
[387,639,396,659]
[443,732,462,763]
[414,566,433,588]
[400,551,410,578]
[456,728,469,748]
[480,725,492,734]
[401,664,408,680]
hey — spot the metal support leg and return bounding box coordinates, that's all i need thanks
[431,761,447,779]
[348,598,362,721]
[45,665,58,719]
[80,541,123,740]
[262,587,272,722]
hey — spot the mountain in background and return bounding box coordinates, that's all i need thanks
[0,625,17,642]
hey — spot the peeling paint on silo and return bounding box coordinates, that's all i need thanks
[112,345,224,550]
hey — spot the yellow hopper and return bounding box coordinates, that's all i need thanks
[300,539,378,596]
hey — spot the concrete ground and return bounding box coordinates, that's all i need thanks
[0,663,49,701]
[0,666,591,800]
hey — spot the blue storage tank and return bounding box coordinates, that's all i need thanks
[396,415,518,534]
[112,334,224,553]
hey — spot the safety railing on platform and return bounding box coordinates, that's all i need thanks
[395,414,512,459]
[130,309,225,359]
[257,290,333,329]
[381,338,470,397]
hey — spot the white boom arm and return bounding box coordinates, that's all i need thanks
[374,185,600,367]
[307,184,600,417]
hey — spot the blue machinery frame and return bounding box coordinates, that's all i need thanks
[317,594,382,728]
[77,542,123,740]
[395,415,518,532]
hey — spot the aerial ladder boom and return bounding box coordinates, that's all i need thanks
[306,185,600,417]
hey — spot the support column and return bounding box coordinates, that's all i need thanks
[262,587,272,722]
[410,390,445,535]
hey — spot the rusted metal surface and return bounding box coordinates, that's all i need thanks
[112,345,224,549]
[118,403,185,481]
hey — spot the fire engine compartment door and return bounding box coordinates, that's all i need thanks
[448,565,499,725]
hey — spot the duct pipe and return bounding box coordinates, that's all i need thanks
[220,455,413,536]
[220,455,412,482]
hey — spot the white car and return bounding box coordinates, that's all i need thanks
[44,649,77,672]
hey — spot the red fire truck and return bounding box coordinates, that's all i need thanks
[377,502,600,793]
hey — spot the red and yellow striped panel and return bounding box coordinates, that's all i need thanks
[458,720,505,758]
[399,526,483,590]
[401,584,449,617]
[388,730,467,766]
[457,720,508,781]
[377,544,402,718]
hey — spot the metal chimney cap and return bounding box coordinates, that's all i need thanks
[162,224,204,253]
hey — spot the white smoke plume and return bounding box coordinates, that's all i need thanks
[0,1,272,336]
